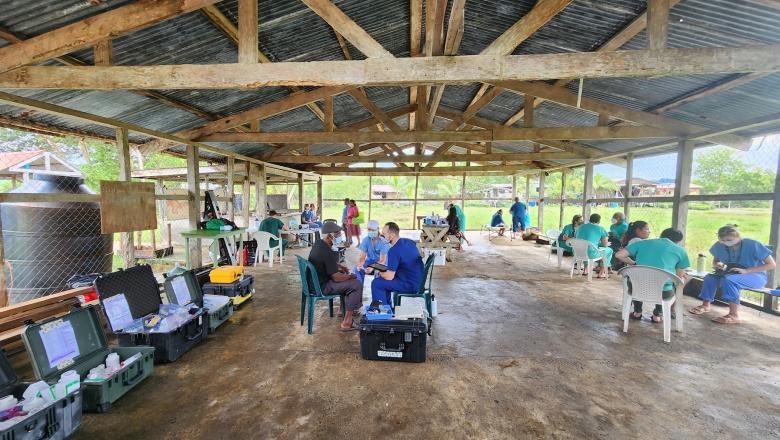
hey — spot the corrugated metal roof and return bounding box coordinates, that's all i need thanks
[0,0,777,168]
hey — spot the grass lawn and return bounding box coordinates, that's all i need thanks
[322,201,772,258]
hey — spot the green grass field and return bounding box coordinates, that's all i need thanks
[322,201,772,258]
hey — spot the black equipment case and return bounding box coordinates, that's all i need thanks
[201,275,254,309]
[358,318,427,363]
[94,265,209,363]
[22,306,154,414]
[163,270,233,333]
[0,349,81,439]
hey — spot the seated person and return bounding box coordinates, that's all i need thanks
[301,203,323,229]
[622,221,650,247]
[354,220,390,284]
[307,222,363,331]
[574,213,613,279]
[445,205,465,251]
[609,212,628,250]
[558,215,583,256]
[689,224,776,325]
[370,222,424,308]
[490,209,506,236]
[615,228,690,323]
[259,210,290,256]
[446,203,470,245]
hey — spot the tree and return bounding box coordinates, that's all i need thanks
[693,147,775,195]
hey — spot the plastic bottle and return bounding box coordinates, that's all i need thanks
[696,254,706,274]
[59,370,80,396]
[106,353,120,374]
[430,295,438,317]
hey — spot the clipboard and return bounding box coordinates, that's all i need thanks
[368,263,388,272]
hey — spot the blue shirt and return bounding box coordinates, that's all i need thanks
[509,202,526,219]
[386,238,424,287]
[626,238,691,291]
[359,236,390,263]
[341,206,348,224]
[575,223,608,259]
[491,213,504,227]
[710,238,772,274]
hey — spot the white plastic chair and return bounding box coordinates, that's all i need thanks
[618,265,684,343]
[566,238,604,282]
[254,231,283,267]
[546,229,563,268]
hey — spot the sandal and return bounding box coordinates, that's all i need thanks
[630,312,642,320]
[650,315,662,324]
[712,315,742,325]
[688,305,710,315]
[597,273,608,279]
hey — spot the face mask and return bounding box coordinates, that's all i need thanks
[611,218,618,225]
[721,239,739,247]
[367,230,378,238]
[380,235,391,245]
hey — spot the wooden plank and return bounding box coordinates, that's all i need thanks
[647,0,670,51]
[0,0,222,73]
[582,161,593,219]
[324,95,334,131]
[238,0,259,64]
[226,157,235,221]
[671,140,694,239]
[5,45,779,90]
[203,125,671,144]
[427,0,466,128]
[270,152,576,164]
[313,165,537,176]
[187,145,202,267]
[93,39,113,66]
[523,95,535,128]
[100,181,157,233]
[648,72,770,114]
[481,0,573,55]
[348,90,402,131]
[301,0,393,58]
[0,287,89,320]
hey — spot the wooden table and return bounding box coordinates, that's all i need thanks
[416,215,427,230]
[418,224,458,249]
[180,228,247,269]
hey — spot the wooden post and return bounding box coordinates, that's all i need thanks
[647,0,670,51]
[583,161,594,220]
[538,171,545,231]
[559,169,567,229]
[242,162,251,227]
[316,176,323,219]
[238,0,259,64]
[671,139,693,241]
[10,175,16,189]
[460,174,466,209]
[116,127,134,269]
[765,144,780,311]
[511,174,517,199]
[297,173,305,211]
[624,153,634,220]
[226,156,235,221]
[186,145,202,268]
[367,175,373,220]
[412,174,419,228]
[257,164,267,219]
[525,175,530,205]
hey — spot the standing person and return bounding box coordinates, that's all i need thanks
[509,197,527,238]
[354,220,390,284]
[558,215,584,256]
[615,228,690,322]
[341,198,351,247]
[622,221,650,246]
[689,225,776,324]
[491,209,506,236]
[574,213,613,279]
[347,199,362,246]
[307,222,363,331]
[259,210,290,257]
[370,222,424,308]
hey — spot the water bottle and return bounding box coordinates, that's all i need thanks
[430,295,438,317]
[696,254,706,274]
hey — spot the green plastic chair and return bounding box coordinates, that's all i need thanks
[296,255,345,335]
[392,254,435,315]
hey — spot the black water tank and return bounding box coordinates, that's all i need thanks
[1,175,114,304]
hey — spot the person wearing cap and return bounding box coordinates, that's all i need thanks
[307,222,363,331]
[354,220,390,284]
[370,222,424,308]
[689,224,775,324]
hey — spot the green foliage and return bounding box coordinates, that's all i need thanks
[80,142,119,191]
[693,147,774,196]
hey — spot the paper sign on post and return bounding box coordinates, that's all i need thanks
[103,293,134,331]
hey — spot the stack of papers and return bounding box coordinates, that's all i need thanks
[394,300,426,320]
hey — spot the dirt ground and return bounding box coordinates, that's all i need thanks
[73,233,780,440]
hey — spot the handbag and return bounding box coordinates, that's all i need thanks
[352,211,364,225]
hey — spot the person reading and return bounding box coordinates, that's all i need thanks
[369,222,424,308]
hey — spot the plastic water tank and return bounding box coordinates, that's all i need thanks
[1,174,114,304]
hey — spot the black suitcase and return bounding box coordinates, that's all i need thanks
[94,265,209,363]
[359,318,427,363]
[201,275,254,309]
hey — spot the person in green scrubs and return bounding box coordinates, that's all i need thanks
[259,210,289,256]
[609,212,628,248]
[447,202,470,245]
[614,228,690,323]
[558,214,583,255]
[574,213,613,278]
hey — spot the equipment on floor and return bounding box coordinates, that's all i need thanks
[164,270,233,333]
[201,274,254,310]
[21,305,154,414]
[208,266,243,284]
[94,265,209,363]
[200,190,239,265]
[359,317,427,363]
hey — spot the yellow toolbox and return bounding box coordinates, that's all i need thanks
[209,266,243,284]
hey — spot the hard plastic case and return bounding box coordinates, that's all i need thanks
[201,275,254,310]
[358,317,427,363]
[163,270,233,333]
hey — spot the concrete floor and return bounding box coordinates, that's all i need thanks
[73,233,780,440]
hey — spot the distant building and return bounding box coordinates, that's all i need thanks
[482,183,513,199]
[0,150,82,187]
[654,182,702,196]
[372,184,401,199]
[613,178,701,197]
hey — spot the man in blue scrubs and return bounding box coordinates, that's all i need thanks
[354,220,390,284]
[370,222,424,308]
[509,197,527,237]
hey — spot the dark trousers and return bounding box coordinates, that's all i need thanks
[633,289,674,315]
[321,278,363,311]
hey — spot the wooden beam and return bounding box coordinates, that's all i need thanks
[482,0,573,55]
[523,95,535,128]
[301,0,393,58]
[226,157,235,221]
[428,0,466,128]
[271,152,576,164]
[648,72,771,114]
[0,0,221,74]
[348,90,402,131]
[202,125,671,144]
[93,39,113,66]
[494,80,753,150]
[238,0,259,64]
[7,45,778,90]
[324,96,334,131]
[647,0,670,51]
[409,0,423,131]
[313,164,537,175]
[671,140,694,238]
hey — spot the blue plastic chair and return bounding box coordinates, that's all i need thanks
[392,254,436,315]
[296,255,345,335]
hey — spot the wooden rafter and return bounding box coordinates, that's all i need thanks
[0,0,222,74]
[313,164,538,176]
[427,0,466,128]
[302,0,393,58]
[647,72,771,114]
[270,151,576,164]
[237,0,259,64]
